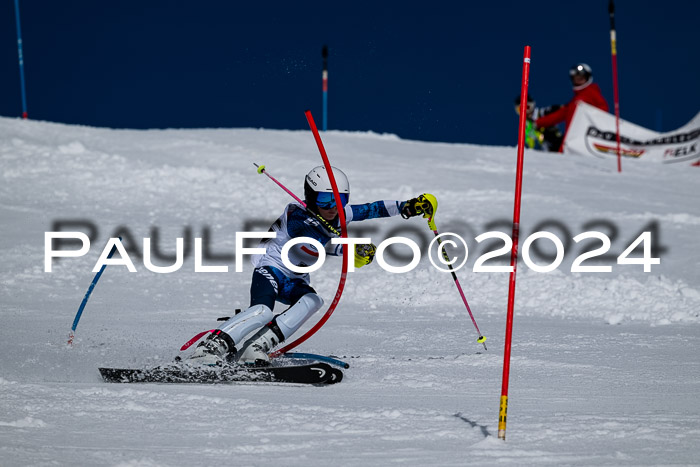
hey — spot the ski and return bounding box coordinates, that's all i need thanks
[99,362,342,385]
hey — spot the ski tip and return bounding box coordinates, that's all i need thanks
[325,368,344,384]
[280,352,350,369]
[180,330,214,351]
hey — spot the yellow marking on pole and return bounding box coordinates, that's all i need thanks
[610,31,617,55]
[498,395,508,440]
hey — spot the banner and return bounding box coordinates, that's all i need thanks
[564,102,700,165]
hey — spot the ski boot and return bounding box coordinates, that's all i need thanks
[188,304,274,366]
[237,321,286,367]
[187,331,236,366]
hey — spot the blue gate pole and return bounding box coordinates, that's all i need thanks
[14,0,28,119]
[67,239,121,345]
[322,45,328,131]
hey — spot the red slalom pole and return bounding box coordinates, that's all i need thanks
[270,110,349,357]
[498,45,531,441]
[609,0,622,172]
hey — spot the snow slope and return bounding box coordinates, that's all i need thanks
[0,116,699,466]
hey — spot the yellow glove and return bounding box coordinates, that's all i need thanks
[400,193,437,219]
[354,243,377,269]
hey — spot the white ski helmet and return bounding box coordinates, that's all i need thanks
[304,166,350,212]
[569,63,593,89]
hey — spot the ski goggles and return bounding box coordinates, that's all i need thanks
[315,192,349,209]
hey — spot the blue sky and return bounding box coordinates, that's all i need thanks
[1,1,698,145]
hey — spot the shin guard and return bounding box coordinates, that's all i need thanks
[217,304,273,345]
[275,294,324,340]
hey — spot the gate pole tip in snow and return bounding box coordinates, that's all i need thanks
[67,237,122,346]
[499,45,531,441]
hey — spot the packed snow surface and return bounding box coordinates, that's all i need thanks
[1,117,699,466]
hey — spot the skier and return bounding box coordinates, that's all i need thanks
[534,63,609,151]
[188,166,435,367]
[513,94,563,152]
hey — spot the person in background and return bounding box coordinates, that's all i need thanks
[513,94,563,152]
[534,63,609,151]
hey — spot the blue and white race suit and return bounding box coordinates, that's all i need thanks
[249,200,402,309]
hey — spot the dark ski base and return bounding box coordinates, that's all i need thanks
[99,362,343,385]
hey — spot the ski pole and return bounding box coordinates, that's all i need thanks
[253,163,341,236]
[254,163,307,207]
[424,196,487,350]
[68,238,120,345]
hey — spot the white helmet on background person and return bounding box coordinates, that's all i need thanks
[569,63,593,90]
[303,166,350,212]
